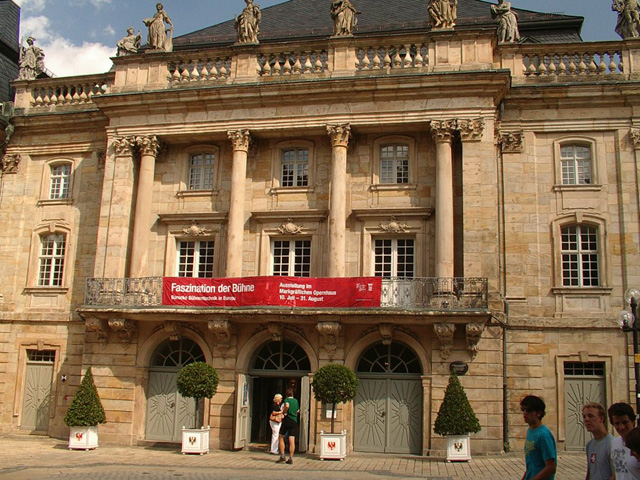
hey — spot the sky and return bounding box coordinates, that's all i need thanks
[13,0,620,78]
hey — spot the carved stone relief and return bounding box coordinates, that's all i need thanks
[631,128,640,150]
[107,318,136,343]
[466,322,485,359]
[379,217,409,233]
[278,219,303,235]
[164,321,183,341]
[85,317,108,343]
[268,322,284,342]
[433,322,455,360]
[498,131,524,153]
[208,319,231,355]
[0,153,21,174]
[317,321,341,358]
[379,323,394,345]
[458,118,485,142]
[183,221,211,237]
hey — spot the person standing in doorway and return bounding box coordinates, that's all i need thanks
[276,387,299,465]
[608,402,640,479]
[268,393,283,455]
[521,395,557,480]
[583,402,613,480]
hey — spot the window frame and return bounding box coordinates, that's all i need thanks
[25,222,73,292]
[38,159,76,205]
[270,237,312,277]
[177,145,220,197]
[560,224,600,287]
[176,239,216,278]
[269,140,315,193]
[371,136,417,190]
[372,237,416,279]
[552,137,601,191]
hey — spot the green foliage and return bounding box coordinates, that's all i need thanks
[64,367,106,427]
[434,372,481,436]
[312,363,359,433]
[176,362,219,401]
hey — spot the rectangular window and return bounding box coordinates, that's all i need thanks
[374,238,414,278]
[380,145,409,184]
[281,148,309,187]
[26,350,56,363]
[49,164,71,199]
[189,153,215,191]
[561,225,599,287]
[563,362,605,376]
[178,240,215,278]
[561,145,592,185]
[272,239,311,277]
[38,234,66,286]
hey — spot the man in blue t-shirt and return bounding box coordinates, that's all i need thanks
[521,395,557,480]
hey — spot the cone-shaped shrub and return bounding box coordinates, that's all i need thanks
[176,362,219,428]
[64,367,106,427]
[434,372,481,436]
[312,363,359,433]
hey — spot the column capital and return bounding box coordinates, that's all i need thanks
[227,129,251,152]
[631,128,640,150]
[327,123,351,148]
[0,153,21,174]
[430,119,457,144]
[112,136,135,156]
[497,130,524,153]
[457,118,485,142]
[135,135,162,157]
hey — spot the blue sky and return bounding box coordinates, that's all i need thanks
[13,0,619,77]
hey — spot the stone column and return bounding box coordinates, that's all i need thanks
[129,135,161,278]
[226,130,251,278]
[430,120,456,279]
[327,124,351,278]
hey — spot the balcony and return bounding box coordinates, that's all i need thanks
[83,276,488,311]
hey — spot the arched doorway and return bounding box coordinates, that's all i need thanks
[145,338,205,442]
[238,340,311,451]
[354,341,423,454]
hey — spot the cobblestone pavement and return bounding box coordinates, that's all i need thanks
[0,436,585,480]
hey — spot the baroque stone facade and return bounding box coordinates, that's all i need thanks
[0,0,637,458]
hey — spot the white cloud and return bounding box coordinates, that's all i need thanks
[41,37,115,77]
[13,0,48,12]
[103,24,115,36]
[20,15,115,76]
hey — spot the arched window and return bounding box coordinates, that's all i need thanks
[251,340,310,372]
[356,342,422,375]
[150,338,205,368]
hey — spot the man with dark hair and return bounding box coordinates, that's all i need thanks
[608,402,640,479]
[520,395,557,480]
[583,402,613,480]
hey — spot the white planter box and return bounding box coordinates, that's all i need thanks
[68,426,99,450]
[319,430,347,460]
[446,434,471,462]
[181,426,210,455]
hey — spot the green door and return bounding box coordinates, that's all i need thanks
[145,338,205,442]
[21,350,55,431]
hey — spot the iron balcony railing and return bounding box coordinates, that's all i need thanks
[84,276,488,310]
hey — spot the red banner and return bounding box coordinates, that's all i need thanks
[162,276,381,308]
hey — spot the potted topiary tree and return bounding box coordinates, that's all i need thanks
[434,371,481,461]
[176,361,219,454]
[64,367,106,450]
[312,363,359,460]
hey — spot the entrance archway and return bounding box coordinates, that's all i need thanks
[242,340,311,450]
[354,341,423,454]
[145,338,205,442]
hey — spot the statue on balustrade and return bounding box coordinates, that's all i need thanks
[613,0,640,38]
[116,27,141,56]
[18,37,45,80]
[331,0,359,37]
[143,3,173,52]
[428,0,458,30]
[491,0,520,43]
[235,0,261,44]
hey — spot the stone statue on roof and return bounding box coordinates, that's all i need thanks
[143,3,173,52]
[491,0,520,43]
[428,0,458,30]
[331,0,359,37]
[18,36,45,80]
[612,0,640,39]
[235,0,261,44]
[117,27,142,56]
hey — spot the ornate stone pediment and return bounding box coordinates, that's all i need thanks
[317,321,341,359]
[107,318,136,343]
[0,154,21,174]
[433,322,455,360]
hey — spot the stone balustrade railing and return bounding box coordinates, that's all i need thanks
[11,37,638,110]
[356,43,429,70]
[500,41,628,82]
[13,73,113,109]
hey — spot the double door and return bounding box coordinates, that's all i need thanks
[354,377,422,454]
